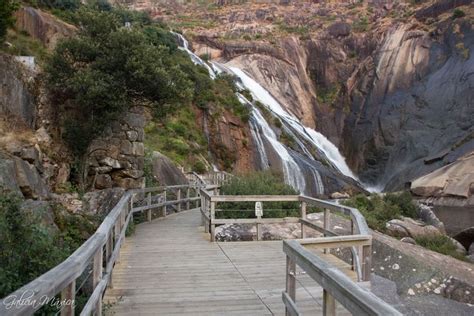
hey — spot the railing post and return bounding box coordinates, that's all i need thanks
[114,220,120,263]
[186,187,190,210]
[60,280,75,316]
[195,187,200,208]
[285,255,296,316]
[323,289,336,316]
[362,244,372,282]
[324,208,330,254]
[93,248,103,316]
[256,209,262,241]
[351,219,355,271]
[204,197,209,233]
[210,200,215,242]
[177,189,181,212]
[162,189,167,217]
[147,192,152,222]
[300,201,307,239]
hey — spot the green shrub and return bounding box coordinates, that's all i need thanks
[0,190,69,297]
[193,160,207,174]
[218,171,299,219]
[415,235,467,261]
[452,8,466,19]
[0,0,18,41]
[343,192,418,232]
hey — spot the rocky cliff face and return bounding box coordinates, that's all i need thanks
[144,0,474,191]
[14,7,76,50]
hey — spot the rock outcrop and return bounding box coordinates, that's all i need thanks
[14,7,77,50]
[411,152,474,199]
[0,54,37,128]
[151,151,188,186]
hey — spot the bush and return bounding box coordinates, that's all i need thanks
[0,0,18,41]
[0,189,68,297]
[218,171,299,219]
[193,160,207,174]
[343,192,418,232]
[452,9,466,19]
[415,235,467,261]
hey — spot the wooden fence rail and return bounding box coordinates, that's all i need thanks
[1,183,399,316]
[0,184,207,316]
[199,191,399,315]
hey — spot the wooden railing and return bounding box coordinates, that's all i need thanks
[186,171,233,186]
[283,239,402,316]
[200,191,400,315]
[0,184,206,316]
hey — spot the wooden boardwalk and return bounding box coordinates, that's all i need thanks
[104,209,351,315]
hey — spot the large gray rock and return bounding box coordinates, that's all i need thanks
[0,153,22,195]
[0,54,36,128]
[342,22,474,191]
[152,151,188,186]
[82,188,125,217]
[385,217,443,239]
[418,203,446,234]
[14,157,49,199]
[411,153,474,199]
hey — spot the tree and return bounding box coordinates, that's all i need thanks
[46,8,193,187]
[0,0,18,41]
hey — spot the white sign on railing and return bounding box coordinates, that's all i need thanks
[255,202,263,217]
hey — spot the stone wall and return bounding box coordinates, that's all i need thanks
[87,106,146,190]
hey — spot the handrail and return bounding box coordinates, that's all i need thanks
[283,240,401,316]
[198,190,399,314]
[0,184,209,316]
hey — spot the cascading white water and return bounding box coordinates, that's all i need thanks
[173,32,359,194]
[251,105,306,192]
[228,67,357,180]
[172,32,216,79]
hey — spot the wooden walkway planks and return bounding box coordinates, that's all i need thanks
[103,209,350,315]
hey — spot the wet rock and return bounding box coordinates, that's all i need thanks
[152,151,187,186]
[386,217,442,239]
[401,237,417,245]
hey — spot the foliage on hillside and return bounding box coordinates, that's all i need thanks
[0,188,96,301]
[42,3,247,180]
[342,191,418,232]
[218,171,299,219]
[0,0,18,41]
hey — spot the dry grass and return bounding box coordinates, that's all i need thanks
[0,114,36,152]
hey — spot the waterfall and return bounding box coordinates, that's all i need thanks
[227,67,357,180]
[173,33,359,195]
[172,32,216,79]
